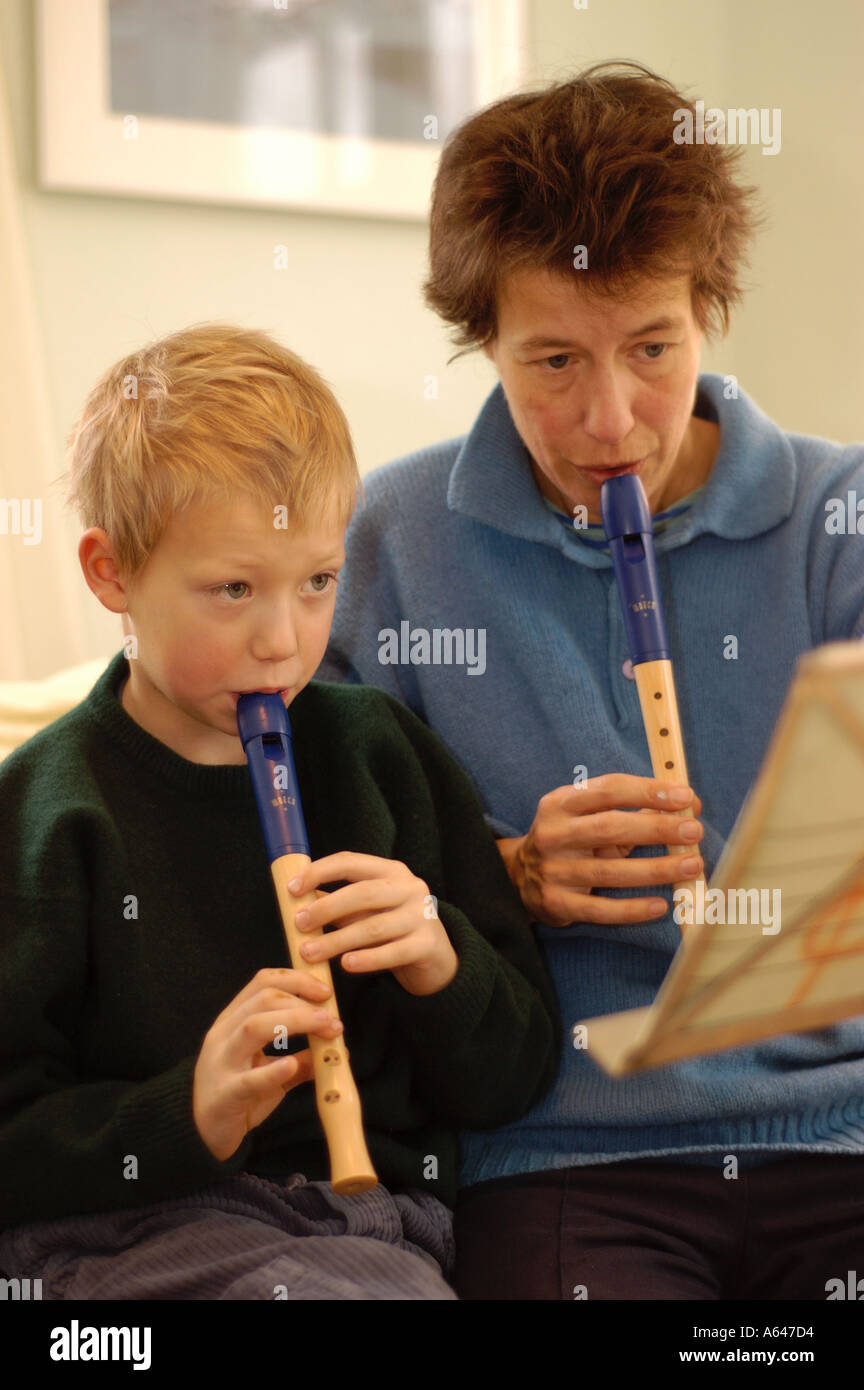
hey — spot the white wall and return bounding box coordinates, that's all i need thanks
[0,0,861,677]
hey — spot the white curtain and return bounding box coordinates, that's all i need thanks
[0,46,87,679]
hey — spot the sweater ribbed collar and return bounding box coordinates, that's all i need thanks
[446,372,797,569]
[83,650,311,799]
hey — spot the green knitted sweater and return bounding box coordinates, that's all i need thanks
[0,652,561,1226]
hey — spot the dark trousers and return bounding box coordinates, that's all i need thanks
[453,1155,864,1300]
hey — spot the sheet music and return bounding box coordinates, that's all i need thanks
[578,641,864,1075]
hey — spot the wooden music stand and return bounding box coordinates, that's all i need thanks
[579,640,864,1075]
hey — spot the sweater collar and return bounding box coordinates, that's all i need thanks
[84,650,314,798]
[446,372,797,569]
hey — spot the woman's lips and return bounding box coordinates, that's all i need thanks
[575,459,645,487]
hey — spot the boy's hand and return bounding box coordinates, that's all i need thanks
[288,853,459,998]
[192,967,342,1162]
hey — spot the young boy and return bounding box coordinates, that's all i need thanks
[0,324,561,1301]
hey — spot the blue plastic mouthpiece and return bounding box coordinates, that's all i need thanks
[600,474,670,665]
[237,693,310,862]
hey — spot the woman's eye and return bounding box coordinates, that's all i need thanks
[540,344,669,369]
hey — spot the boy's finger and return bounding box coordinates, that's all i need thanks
[236,1050,315,1098]
[278,1050,315,1090]
[301,909,414,967]
[212,969,329,1034]
[288,852,397,896]
[227,1004,341,1067]
[295,879,404,933]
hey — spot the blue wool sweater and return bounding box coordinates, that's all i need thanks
[317,372,864,1185]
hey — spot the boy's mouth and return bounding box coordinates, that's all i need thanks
[230,688,292,706]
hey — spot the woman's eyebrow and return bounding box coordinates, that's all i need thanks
[517,316,687,351]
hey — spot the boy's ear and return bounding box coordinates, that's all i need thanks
[78,528,130,614]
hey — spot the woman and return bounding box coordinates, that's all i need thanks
[317,61,864,1300]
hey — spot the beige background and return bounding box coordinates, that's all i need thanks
[0,0,861,678]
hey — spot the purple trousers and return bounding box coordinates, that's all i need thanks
[453,1154,864,1300]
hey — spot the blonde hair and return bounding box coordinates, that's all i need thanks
[57,323,362,584]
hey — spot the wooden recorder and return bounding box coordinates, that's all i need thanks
[601,474,706,933]
[237,692,377,1194]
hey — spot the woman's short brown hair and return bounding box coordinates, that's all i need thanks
[424,60,765,359]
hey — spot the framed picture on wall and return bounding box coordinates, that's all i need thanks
[36,0,528,219]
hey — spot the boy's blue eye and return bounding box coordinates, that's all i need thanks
[214,582,249,601]
[206,581,250,603]
[210,574,336,601]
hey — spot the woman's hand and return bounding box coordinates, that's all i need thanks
[497,773,704,927]
[287,853,459,997]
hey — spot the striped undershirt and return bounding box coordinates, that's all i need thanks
[543,485,706,549]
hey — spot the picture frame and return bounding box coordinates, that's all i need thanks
[36,0,528,220]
